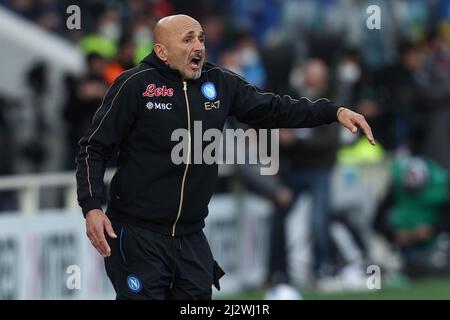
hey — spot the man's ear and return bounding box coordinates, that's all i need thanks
[154,44,168,62]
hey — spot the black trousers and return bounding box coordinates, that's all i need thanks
[105,221,224,300]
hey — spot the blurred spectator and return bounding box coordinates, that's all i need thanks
[261,37,295,95]
[333,47,385,148]
[102,36,136,85]
[234,33,267,89]
[63,53,108,170]
[18,62,49,172]
[392,0,430,43]
[130,14,155,66]
[219,49,242,75]
[373,41,424,151]
[335,48,366,107]
[0,95,17,211]
[202,15,226,64]
[0,96,13,176]
[78,8,121,59]
[34,0,63,34]
[267,59,340,284]
[375,155,450,277]
[416,30,450,172]
[229,0,281,45]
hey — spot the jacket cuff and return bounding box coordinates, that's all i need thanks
[81,198,103,217]
[325,103,340,123]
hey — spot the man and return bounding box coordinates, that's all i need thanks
[269,59,340,285]
[76,14,375,300]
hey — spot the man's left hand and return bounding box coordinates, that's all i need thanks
[337,107,376,145]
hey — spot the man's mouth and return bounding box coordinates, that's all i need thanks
[188,55,203,70]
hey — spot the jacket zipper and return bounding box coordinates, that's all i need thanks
[171,81,191,237]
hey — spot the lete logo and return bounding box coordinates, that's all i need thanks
[143,84,174,97]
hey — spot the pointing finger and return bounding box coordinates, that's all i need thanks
[356,117,376,145]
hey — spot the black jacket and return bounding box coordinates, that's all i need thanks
[76,51,340,236]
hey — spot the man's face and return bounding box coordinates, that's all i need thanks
[165,22,206,80]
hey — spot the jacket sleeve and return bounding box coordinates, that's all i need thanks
[227,71,340,128]
[75,73,141,216]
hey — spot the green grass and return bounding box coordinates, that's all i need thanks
[216,277,450,300]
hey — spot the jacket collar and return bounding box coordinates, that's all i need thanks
[141,51,186,82]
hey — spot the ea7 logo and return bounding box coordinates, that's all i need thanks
[146,101,172,110]
[204,100,220,110]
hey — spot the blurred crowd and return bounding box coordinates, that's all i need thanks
[1,0,450,290]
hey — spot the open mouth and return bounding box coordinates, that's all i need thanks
[189,55,203,69]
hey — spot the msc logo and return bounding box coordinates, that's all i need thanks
[146,101,172,110]
[204,100,220,110]
[127,275,142,293]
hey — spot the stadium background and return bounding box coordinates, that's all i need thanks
[0,0,449,299]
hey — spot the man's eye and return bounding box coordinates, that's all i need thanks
[184,38,191,43]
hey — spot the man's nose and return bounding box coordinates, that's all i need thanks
[193,39,205,51]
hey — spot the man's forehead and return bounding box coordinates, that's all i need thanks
[154,15,203,44]
[181,29,205,38]
[176,22,204,37]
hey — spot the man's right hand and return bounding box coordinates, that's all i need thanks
[85,209,117,257]
[337,107,376,145]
